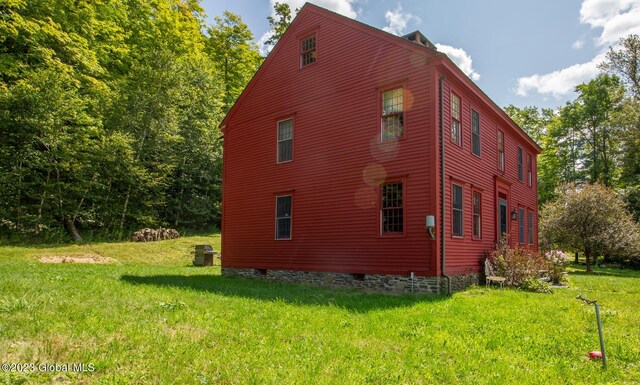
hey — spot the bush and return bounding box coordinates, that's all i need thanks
[545,250,571,284]
[520,277,553,293]
[490,242,547,288]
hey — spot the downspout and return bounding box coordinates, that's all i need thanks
[439,75,452,295]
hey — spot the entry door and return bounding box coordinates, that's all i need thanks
[498,198,508,241]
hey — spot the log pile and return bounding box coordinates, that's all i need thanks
[131,228,180,242]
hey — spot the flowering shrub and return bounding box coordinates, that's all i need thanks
[545,250,571,284]
[490,242,547,288]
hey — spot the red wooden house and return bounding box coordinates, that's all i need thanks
[220,3,540,294]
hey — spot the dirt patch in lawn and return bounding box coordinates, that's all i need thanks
[39,253,117,264]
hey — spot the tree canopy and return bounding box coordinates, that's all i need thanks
[0,0,261,241]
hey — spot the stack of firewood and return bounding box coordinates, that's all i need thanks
[131,227,180,242]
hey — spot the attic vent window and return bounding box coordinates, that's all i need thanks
[300,34,317,67]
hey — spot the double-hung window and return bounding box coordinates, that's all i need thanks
[275,195,292,239]
[451,93,461,145]
[277,119,293,163]
[471,109,480,156]
[300,34,316,67]
[381,88,403,140]
[381,182,404,234]
[452,184,463,237]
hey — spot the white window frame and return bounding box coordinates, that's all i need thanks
[277,119,293,163]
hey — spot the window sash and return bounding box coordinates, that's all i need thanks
[472,192,481,238]
[381,88,404,139]
[381,182,403,233]
[452,184,463,237]
[277,119,293,162]
[300,35,316,67]
[276,196,292,239]
[472,109,480,156]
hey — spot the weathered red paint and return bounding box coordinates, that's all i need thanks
[221,3,540,278]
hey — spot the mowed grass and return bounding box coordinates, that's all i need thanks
[1,235,639,384]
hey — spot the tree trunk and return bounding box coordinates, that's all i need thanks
[574,251,579,264]
[64,216,83,242]
[36,170,51,234]
[585,250,592,273]
[119,185,131,236]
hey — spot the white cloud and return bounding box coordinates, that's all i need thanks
[259,0,358,55]
[579,0,640,45]
[435,44,481,81]
[516,54,605,97]
[515,0,640,98]
[382,5,421,36]
[572,39,585,49]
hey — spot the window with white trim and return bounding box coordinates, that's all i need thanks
[277,119,293,163]
[300,34,316,67]
[452,184,463,237]
[451,93,461,145]
[275,195,292,239]
[381,182,403,234]
[381,88,404,140]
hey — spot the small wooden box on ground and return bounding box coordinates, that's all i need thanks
[193,245,220,266]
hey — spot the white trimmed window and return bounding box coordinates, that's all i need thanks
[381,88,404,140]
[277,119,293,163]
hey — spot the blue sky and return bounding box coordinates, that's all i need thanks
[201,0,640,110]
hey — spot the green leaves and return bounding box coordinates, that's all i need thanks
[0,0,246,241]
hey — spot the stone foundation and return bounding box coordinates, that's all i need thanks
[222,267,479,295]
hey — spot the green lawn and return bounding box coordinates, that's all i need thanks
[1,235,639,384]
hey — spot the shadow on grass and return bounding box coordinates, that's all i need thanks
[569,270,640,279]
[120,274,448,313]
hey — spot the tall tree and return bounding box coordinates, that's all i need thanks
[265,2,294,47]
[562,74,624,187]
[207,11,262,112]
[602,34,640,101]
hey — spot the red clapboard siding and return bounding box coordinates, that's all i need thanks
[221,3,540,278]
